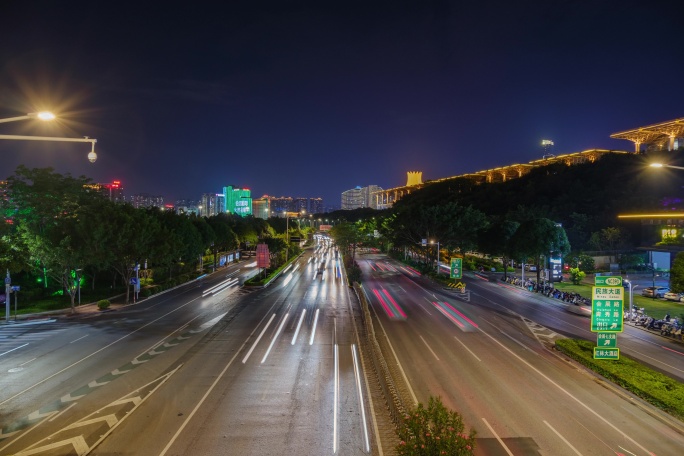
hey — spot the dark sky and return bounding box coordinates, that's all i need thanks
[1,1,682,208]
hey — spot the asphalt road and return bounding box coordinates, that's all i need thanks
[359,254,684,456]
[0,243,376,455]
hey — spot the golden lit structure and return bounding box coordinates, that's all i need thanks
[374,149,626,208]
[375,171,425,209]
[610,118,684,152]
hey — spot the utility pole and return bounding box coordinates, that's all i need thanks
[4,269,10,322]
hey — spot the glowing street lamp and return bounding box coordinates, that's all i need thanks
[0,111,98,163]
[650,162,684,171]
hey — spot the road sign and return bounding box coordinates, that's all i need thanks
[450,258,462,279]
[591,286,624,332]
[593,347,619,360]
[595,276,622,287]
[130,277,139,285]
[4,277,10,285]
[597,332,617,347]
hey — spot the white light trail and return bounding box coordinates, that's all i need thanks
[291,309,307,345]
[333,343,339,454]
[242,314,276,364]
[261,313,289,363]
[352,344,370,452]
[309,308,320,345]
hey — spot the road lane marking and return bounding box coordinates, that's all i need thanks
[543,420,583,455]
[19,358,36,366]
[48,403,76,422]
[69,335,88,344]
[242,313,276,364]
[0,295,205,408]
[478,328,654,454]
[291,309,307,345]
[368,302,418,406]
[453,336,481,362]
[419,335,440,361]
[351,344,371,453]
[309,308,320,345]
[261,313,289,364]
[333,343,339,454]
[0,343,28,358]
[481,418,514,456]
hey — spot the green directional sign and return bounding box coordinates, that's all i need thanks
[450,258,462,279]
[591,286,624,332]
[594,276,622,287]
[593,347,620,360]
[597,332,617,348]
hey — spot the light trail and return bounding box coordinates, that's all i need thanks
[242,314,276,364]
[309,309,320,345]
[292,309,307,345]
[351,344,371,453]
[261,313,289,363]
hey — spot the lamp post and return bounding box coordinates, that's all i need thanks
[430,240,440,275]
[284,211,290,263]
[0,111,98,163]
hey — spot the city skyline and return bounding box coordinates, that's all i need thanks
[1,1,682,205]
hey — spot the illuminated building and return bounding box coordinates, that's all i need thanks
[341,185,382,210]
[252,196,271,219]
[308,197,323,214]
[200,193,222,217]
[611,117,684,152]
[270,196,294,213]
[223,186,252,216]
[84,180,125,203]
[130,193,164,209]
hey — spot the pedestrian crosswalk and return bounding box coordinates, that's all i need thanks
[0,320,66,355]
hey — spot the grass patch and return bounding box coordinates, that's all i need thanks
[555,338,684,420]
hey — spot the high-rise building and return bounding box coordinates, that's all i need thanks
[223,186,252,216]
[200,193,222,217]
[270,196,294,215]
[341,185,382,210]
[84,180,125,203]
[252,196,271,219]
[293,197,308,213]
[130,193,164,209]
[308,197,324,214]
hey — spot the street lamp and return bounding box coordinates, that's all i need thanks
[430,239,440,275]
[0,111,98,163]
[649,162,684,170]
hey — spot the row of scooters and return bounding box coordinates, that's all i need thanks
[625,308,683,339]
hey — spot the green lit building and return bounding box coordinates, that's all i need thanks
[223,186,252,216]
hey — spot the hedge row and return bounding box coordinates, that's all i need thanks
[555,338,684,420]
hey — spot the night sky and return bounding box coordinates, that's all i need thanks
[1,1,682,208]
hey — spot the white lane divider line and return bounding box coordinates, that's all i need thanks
[242,314,276,364]
[309,308,320,345]
[351,344,370,453]
[453,335,481,362]
[0,343,29,358]
[419,335,440,361]
[482,418,514,456]
[292,309,307,345]
[261,313,289,364]
[70,335,89,344]
[333,343,339,454]
[543,420,583,455]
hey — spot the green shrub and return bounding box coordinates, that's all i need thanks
[396,396,476,455]
[97,299,111,310]
[555,338,684,420]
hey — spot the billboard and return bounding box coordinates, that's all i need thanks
[256,243,270,268]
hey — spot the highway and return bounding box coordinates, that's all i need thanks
[0,241,375,455]
[359,253,684,455]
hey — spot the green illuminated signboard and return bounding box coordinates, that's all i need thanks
[593,347,619,360]
[594,276,622,287]
[450,258,462,279]
[591,286,624,332]
[597,332,617,348]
